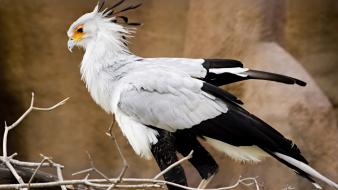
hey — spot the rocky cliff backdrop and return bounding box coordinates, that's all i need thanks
[0,0,337,189]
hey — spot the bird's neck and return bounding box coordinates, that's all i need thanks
[80,33,135,82]
[83,33,130,66]
[79,35,136,112]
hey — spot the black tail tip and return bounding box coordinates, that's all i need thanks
[295,79,307,87]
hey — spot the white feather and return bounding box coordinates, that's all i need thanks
[205,137,270,163]
[142,58,206,78]
[115,110,158,159]
[274,153,338,189]
[209,67,249,77]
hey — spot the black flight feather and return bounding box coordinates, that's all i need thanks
[201,82,243,105]
[180,86,317,184]
[204,72,243,86]
[203,59,244,69]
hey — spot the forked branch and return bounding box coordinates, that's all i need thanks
[1,92,69,190]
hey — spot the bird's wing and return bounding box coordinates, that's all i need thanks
[141,58,306,86]
[116,66,292,152]
[113,64,242,158]
[117,67,229,132]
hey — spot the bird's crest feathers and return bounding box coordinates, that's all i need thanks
[94,0,142,27]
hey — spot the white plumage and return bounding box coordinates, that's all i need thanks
[205,137,270,163]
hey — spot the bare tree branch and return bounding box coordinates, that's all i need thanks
[27,156,49,190]
[39,154,67,190]
[0,176,260,190]
[72,152,111,183]
[153,150,194,180]
[1,93,69,190]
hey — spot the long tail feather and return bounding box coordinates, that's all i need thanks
[274,153,338,189]
[204,69,306,87]
[245,70,307,86]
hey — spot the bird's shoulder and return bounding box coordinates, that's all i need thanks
[119,63,202,92]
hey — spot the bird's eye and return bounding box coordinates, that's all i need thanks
[77,27,84,33]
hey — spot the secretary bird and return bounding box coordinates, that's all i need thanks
[67,1,338,189]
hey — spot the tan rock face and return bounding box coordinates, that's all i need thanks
[0,0,337,189]
[283,0,338,119]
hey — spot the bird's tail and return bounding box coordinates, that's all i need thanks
[204,69,307,86]
[243,70,307,86]
[272,152,338,189]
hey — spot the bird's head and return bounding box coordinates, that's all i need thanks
[67,0,142,52]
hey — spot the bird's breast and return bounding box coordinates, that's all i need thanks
[83,71,115,113]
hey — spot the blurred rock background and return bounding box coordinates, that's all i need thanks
[0,0,337,189]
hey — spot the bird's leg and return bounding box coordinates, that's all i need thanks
[174,130,219,188]
[151,128,187,190]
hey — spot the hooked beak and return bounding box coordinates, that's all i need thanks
[67,38,75,52]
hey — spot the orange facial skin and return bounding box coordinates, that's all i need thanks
[72,24,85,41]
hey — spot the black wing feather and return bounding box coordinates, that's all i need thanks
[201,59,307,86]
[185,104,317,182]
[202,83,243,105]
[188,103,307,163]
[195,83,307,162]
[180,84,317,183]
[202,59,243,69]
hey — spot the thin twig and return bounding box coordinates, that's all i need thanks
[8,153,18,159]
[74,151,118,190]
[2,124,26,190]
[106,119,129,182]
[104,119,129,190]
[56,163,67,190]
[89,152,111,182]
[27,157,49,190]
[39,154,68,190]
[153,150,194,180]
[0,157,63,168]
[72,168,94,176]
